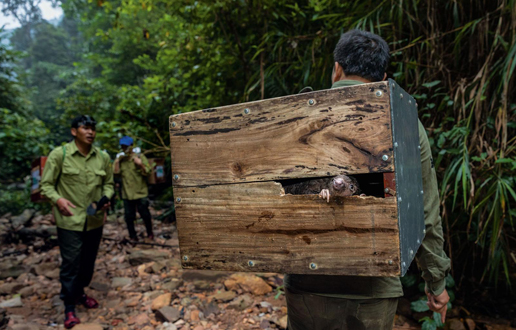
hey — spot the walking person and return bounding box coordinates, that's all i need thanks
[113,136,154,240]
[41,115,114,329]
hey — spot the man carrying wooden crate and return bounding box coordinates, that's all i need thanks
[283,29,451,330]
[40,115,114,329]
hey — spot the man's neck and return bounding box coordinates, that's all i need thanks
[335,75,371,84]
[74,139,92,156]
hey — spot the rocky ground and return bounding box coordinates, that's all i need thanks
[0,209,515,330]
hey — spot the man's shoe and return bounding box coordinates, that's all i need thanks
[78,294,99,309]
[64,312,80,329]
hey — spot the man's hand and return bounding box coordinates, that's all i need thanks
[100,201,111,211]
[56,198,76,216]
[133,156,143,166]
[426,288,449,323]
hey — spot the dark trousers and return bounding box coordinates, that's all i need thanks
[286,286,398,330]
[123,198,153,238]
[57,225,103,307]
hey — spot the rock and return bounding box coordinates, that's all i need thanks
[128,313,150,326]
[151,261,166,273]
[260,319,271,329]
[111,277,132,288]
[11,209,35,230]
[465,319,476,330]
[0,307,8,329]
[127,249,169,266]
[10,323,40,330]
[193,326,204,330]
[155,306,181,323]
[192,280,211,291]
[151,293,172,311]
[445,319,467,330]
[212,290,236,302]
[33,263,59,279]
[124,294,142,307]
[157,322,177,330]
[190,310,200,321]
[0,264,25,280]
[224,274,272,295]
[200,301,219,316]
[181,270,227,282]
[0,282,24,295]
[72,323,104,330]
[162,279,183,291]
[0,296,23,308]
[90,282,110,292]
[276,315,288,329]
[181,297,194,307]
[18,286,35,298]
[227,294,254,311]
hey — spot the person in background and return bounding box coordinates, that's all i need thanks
[40,115,114,329]
[283,29,451,330]
[113,136,154,241]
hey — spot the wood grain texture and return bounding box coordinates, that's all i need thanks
[175,181,401,276]
[170,82,393,187]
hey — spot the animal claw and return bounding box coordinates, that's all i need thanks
[319,189,330,203]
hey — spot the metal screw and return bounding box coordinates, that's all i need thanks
[183,255,188,261]
[420,190,424,195]
[171,122,177,127]
[384,188,389,193]
[248,260,255,267]
[244,108,250,114]
[174,174,180,181]
[308,99,315,105]
[375,90,383,97]
[394,142,398,148]
[423,229,426,235]
[392,83,396,89]
[408,100,412,105]
[417,239,421,244]
[176,197,182,203]
[402,262,406,268]
[309,263,317,270]
[400,93,404,99]
[409,249,414,256]
[418,145,421,150]
[382,155,389,161]
[388,260,393,265]
[398,196,402,202]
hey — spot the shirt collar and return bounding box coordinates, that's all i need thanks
[331,79,366,89]
[68,140,97,158]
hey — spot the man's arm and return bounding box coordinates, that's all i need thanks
[134,154,151,176]
[40,148,64,204]
[102,153,115,199]
[416,120,452,321]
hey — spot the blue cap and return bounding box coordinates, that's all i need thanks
[119,136,134,146]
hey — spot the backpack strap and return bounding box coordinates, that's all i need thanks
[55,145,66,188]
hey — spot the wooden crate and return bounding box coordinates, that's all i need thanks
[31,157,48,203]
[169,79,425,276]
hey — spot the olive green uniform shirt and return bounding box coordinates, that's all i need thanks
[114,153,151,200]
[40,141,114,232]
[284,79,451,298]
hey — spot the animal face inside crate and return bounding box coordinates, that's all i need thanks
[169,79,424,277]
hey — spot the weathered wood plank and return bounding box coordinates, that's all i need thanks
[170,82,393,187]
[175,182,401,276]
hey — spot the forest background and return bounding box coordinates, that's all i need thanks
[1,0,515,323]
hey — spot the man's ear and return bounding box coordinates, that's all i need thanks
[332,62,344,83]
[71,128,77,137]
[383,72,387,81]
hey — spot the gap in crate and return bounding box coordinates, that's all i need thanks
[278,173,385,198]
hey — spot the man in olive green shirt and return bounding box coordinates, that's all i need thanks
[41,115,114,329]
[113,136,154,240]
[284,30,451,330]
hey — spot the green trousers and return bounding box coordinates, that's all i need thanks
[286,287,398,330]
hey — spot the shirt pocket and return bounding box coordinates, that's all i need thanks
[94,169,106,186]
[61,166,81,185]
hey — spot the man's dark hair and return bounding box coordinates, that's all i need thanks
[71,115,97,129]
[333,29,390,82]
